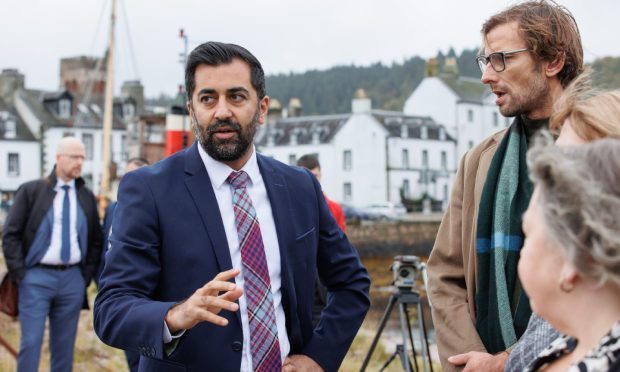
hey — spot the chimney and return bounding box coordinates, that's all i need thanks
[0,69,25,102]
[267,99,282,124]
[287,97,303,117]
[425,58,438,77]
[442,57,459,77]
[351,88,371,113]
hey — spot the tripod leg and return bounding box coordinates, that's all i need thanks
[360,295,398,372]
[404,304,420,372]
[398,302,413,372]
[417,301,433,372]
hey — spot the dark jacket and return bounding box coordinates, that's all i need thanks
[1,168,103,295]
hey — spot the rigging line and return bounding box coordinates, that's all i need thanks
[120,0,140,80]
[75,0,109,128]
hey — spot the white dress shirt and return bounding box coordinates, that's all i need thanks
[40,179,81,265]
[165,145,290,371]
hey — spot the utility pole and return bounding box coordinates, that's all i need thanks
[179,28,188,148]
[100,0,116,213]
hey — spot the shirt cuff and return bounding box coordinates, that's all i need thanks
[163,320,186,344]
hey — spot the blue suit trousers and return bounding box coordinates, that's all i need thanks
[17,266,84,372]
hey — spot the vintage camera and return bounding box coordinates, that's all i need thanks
[390,255,423,290]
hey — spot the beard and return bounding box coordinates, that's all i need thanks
[192,108,260,162]
[500,67,549,118]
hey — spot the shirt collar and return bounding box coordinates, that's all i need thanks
[197,143,261,189]
[55,178,76,191]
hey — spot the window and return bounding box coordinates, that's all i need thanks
[63,131,74,138]
[82,133,94,160]
[146,123,164,143]
[441,151,447,170]
[439,127,446,141]
[420,126,428,139]
[493,112,499,127]
[59,99,71,118]
[343,150,352,170]
[0,112,16,139]
[422,150,428,168]
[123,103,135,118]
[288,154,296,165]
[402,149,409,168]
[467,109,474,122]
[401,124,408,138]
[121,134,128,160]
[343,182,352,202]
[402,179,410,198]
[8,153,19,177]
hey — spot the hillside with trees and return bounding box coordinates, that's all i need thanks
[146,52,620,115]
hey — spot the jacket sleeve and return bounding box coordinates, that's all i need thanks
[426,153,486,372]
[301,171,371,372]
[82,190,103,286]
[1,183,30,283]
[93,171,175,360]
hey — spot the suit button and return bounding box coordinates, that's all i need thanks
[232,341,242,352]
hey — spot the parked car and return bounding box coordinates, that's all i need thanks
[342,204,380,223]
[360,203,407,220]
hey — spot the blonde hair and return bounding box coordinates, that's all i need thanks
[550,71,620,140]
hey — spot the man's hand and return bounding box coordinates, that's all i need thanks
[282,355,323,372]
[448,351,508,372]
[164,268,243,333]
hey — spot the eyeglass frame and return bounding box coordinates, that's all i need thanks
[476,48,529,73]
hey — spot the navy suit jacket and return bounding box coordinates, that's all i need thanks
[93,144,370,372]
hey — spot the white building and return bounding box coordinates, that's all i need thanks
[0,68,134,196]
[0,95,40,197]
[257,92,456,210]
[403,63,510,161]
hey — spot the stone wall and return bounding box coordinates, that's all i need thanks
[347,217,442,257]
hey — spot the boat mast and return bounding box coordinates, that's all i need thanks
[100,0,116,211]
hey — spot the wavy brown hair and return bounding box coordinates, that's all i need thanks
[482,0,584,88]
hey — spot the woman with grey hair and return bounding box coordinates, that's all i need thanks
[517,138,620,371]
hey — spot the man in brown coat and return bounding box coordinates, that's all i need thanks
[426,2,584,371]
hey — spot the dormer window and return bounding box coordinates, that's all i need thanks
[439,127,446,141]
[1,112,16,139]
[401,124,408,138]
[123,102,136,118]
[420,125,428,140]
[59,99,71,118]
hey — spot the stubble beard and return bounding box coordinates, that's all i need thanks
[192,108,260,162]
[500,68,550,118]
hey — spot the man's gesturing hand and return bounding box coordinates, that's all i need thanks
[165,268,243,333]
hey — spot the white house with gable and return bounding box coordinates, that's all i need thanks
[256,91,456,210]
[403,61,510,161]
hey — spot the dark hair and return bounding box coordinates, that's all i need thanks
[481,0,583,87]
[127,157,149,167]
[297,154,320,170]
[185,41,266,101]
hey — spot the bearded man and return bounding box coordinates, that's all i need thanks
[93,41,370,372]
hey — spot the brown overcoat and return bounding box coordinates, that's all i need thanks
[427,128,508,372]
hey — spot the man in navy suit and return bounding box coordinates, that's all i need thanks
[94,42,370,372]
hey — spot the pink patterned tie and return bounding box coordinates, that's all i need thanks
[226,171,282,372]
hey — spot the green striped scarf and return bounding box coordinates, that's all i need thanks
[475,116,536,353]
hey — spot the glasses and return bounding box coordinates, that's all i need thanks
[476,48,529,73]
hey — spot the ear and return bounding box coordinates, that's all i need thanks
[544,52,565,78]
[560,262,579,286]
[258,96,269,125]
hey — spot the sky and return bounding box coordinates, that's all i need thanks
[1,0,618,98]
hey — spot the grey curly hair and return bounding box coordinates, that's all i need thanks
[528,136,620,287]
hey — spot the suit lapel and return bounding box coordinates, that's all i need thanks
[257,155,298,336]
[183,144,233,273]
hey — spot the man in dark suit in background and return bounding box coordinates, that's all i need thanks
[2,136,102,372]
[94,42,370,372]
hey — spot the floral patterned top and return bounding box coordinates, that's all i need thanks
[525,321,620,371]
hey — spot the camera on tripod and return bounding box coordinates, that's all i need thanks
[391,255,424,290]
